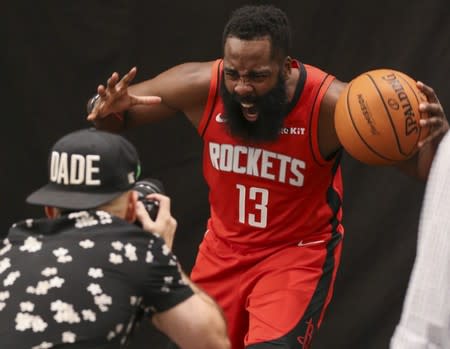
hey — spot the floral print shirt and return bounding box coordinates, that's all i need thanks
[0,210,193,349]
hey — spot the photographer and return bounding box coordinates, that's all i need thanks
[0,128,229,349]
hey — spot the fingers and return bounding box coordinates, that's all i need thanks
[147,193,172,221]
[417,81,439,104]
[97,85,106,97]
[417,80,447,128]
[130,95,162,106]
[420,115,445,128]
[100,69,134,99]
[418,126,446,148]
[86,112,97,121]
[136,201,158,234]
[135,193,177,249]
[107,72,120,90]
[135,200,153,226]
[115,67,137,91]
[121,67,137,86]
[148,193,170,208]
[87,66,161,121]
[416,86,449,147]
[420,102,443,116]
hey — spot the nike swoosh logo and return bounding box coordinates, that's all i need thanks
[215,113,226,123]
[298,240,324,247]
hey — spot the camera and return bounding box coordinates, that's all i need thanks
[133,178,165,220]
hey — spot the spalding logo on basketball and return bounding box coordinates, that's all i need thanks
[334,69,429,165]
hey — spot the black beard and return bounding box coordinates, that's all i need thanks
[219,74,288,143]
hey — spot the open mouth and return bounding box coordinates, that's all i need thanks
[241,102,258,122]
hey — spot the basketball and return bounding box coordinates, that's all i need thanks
[334,69,429,165]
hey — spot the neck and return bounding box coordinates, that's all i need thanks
[286,64,300,103]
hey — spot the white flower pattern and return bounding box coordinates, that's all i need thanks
[87,283,102,296]
[109,253,123,264]
[51,300,80,324]
[53,248,68,257]
[94,294,112,312]
[20,237,42,253]
[82,309,96,322]
[32,341,53,349]
[1,211,190,347]
[20,301,35,312]
[111,241,123,251]
[56,255,72,263]
[70,211,99,229]
[115,323,124,333]
[164,276,174,284]
[4,270,21,287]
[97,211,112,225]
[0,242,12,256]
[88,268,103,279]
[41,268,57,277]
[0,290,10,301]
[62,331,76,343]
[79,239,95,249]
[145,251,154,263]
[15,312,48,332]
[0,257,11,274]
[124,244,138,261]
[162,244,170,256]
[26,277,64,295]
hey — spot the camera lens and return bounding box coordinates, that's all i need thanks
[134,178,164,220]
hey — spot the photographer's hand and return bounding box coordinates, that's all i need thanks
[135,193,177,250]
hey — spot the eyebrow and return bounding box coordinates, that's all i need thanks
[223,67,272,75]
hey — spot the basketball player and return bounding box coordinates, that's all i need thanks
[85,5,448,348]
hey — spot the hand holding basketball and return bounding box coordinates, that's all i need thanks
[415,81,449,148]
[334,69,430,165]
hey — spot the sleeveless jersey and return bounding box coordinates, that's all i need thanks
[197,59,344,249]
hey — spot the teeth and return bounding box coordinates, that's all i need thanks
[241,102,254,108]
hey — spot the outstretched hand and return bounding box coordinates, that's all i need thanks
[86,67,162,121]
[417,81,449,148]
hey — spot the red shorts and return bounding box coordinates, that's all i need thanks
[191,231,343,349]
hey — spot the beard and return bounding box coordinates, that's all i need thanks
[219,73,288,143]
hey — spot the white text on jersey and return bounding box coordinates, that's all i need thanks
[208,142,305,187]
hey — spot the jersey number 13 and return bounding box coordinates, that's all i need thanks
[236,184,268,228]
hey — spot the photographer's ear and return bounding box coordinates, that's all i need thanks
[125,191,138,223]
[45,206,59,219]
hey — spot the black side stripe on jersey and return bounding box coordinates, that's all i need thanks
[308,73,332,166]
[253,153,343,348]
[201,60,223,139]
[327,151,343,231]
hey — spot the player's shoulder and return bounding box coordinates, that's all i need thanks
[296,61,327,75]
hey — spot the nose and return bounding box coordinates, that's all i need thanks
[234,78,253,96]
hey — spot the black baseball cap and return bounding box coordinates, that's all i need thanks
[26,128,141,210]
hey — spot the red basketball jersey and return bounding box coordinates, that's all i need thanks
[198,59,344,249]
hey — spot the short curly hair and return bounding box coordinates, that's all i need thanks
[222,5,292,59]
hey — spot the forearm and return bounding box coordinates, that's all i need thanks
[153,268,230,349]
[125,103,179,128]
[395,127,448,181]
[395,142,436,181]
[178,267,222,312]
